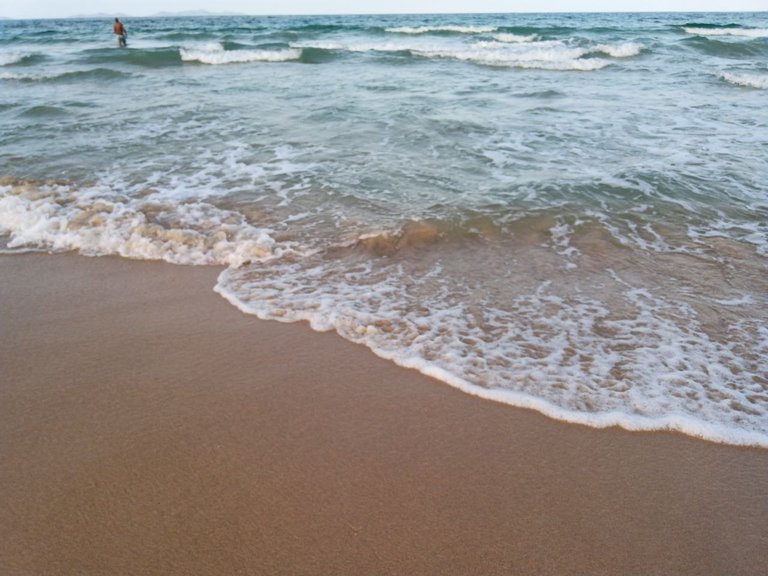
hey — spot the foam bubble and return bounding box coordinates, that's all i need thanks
[180,43,302,64]
[720,71,768,90]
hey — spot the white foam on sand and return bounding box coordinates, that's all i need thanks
[3,177,766,448]
[213,246,768,449]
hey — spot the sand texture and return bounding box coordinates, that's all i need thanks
[1,253,767,575]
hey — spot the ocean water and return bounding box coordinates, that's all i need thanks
[1,12,767,446]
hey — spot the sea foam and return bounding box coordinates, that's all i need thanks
[0,180,283,267]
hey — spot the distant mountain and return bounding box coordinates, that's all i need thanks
[70,13,130,19]
[66,10,241,19]
[150,10,243,17]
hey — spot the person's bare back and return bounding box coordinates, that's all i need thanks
[113,18,127,47]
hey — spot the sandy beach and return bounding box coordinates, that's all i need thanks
[1,252,767,575]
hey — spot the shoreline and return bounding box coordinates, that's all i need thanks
[2,252,767,575]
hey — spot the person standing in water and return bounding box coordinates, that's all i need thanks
[113,18,127,47]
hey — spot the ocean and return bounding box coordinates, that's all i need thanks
[1,12,767,446]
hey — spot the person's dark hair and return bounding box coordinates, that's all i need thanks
[115,18,120,22]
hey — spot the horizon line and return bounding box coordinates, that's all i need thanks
[2,9,766,20]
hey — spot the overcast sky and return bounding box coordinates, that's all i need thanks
[2,0,765,19]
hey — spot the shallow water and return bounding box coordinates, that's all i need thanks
[1,12,767,445]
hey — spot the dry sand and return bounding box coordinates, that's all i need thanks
[1,253,767,575]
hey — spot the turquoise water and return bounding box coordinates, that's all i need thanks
[1,12,767,445]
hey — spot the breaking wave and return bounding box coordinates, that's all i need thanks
[0,68,132,83]
[0,179,283,267]
[592,42,643,58]
[0,52,47,66]
[385,25,498,34]
[720,71,768,89]
[290,38,640,70]
[492,33,539,43]
[180,42,302,64]
[683,26,768,38]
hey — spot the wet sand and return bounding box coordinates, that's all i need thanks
[1,253,767,575]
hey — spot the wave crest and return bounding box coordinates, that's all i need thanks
[0,52,26,66]
[492,33,539,43]
[386,25,497,35]
[419,41,609,71]
[684,26,768,38]
[0,68,132,83]
[180,43,302,64]
[720,71,768,89]
[292,39,613,71]
[592,42,643,58]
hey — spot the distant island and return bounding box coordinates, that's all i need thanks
[67,10,243,19]
[151,10,243,17]
[69,13,130,19]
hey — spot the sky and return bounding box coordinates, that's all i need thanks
[1,0,765,19]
